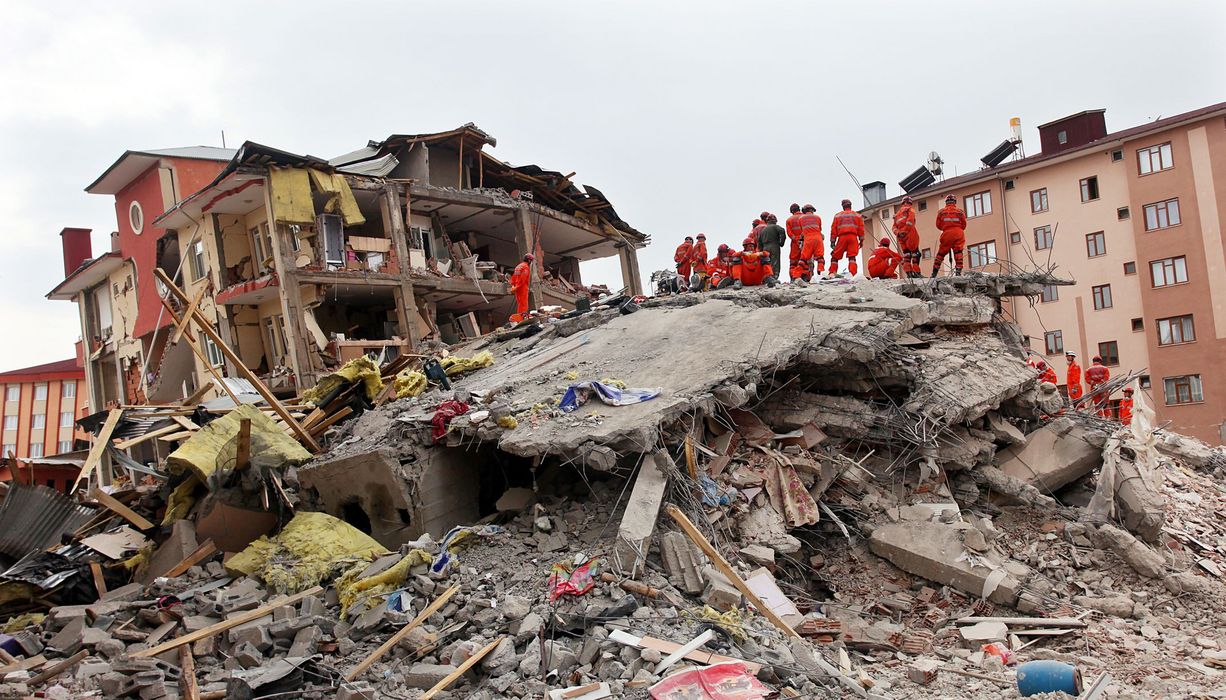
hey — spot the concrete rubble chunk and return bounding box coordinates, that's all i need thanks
[612,451,671,577]
[1094,523,1166,578]
[405,662,459,689]
[701,566,742,611]
[658,531,707,595]
[869,522,1028,605]
[996,417,1102,491]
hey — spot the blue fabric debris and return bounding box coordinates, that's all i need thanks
[559,381,662,413]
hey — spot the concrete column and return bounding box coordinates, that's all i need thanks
[514,207,543,308]
[382,183,419,346]
[618,244,644,296]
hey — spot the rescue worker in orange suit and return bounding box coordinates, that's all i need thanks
[785,204,805,282]
[1085,355,1111,416]
[688,233,709,290]
[1035,360,1058,386]
[866,238,902,279]
[931,194,967,277]
[757,213,787,283]
[828,199,865,277]
[707,244,735,289]
[509,253,533,323]
[1118,387,1134,425]
[893,195,921,278]
[674,236,694,283]
[1064,352,1083,405]
[731,237,778,289]
[798,204,824,278]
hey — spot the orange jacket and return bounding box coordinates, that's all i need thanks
[1066,360,1081,387]
[1086,363,1110,388]
[1038,366,1058,384]
[511,261,531,292]
[1119,398,1133,424]
[674,241,693,264]
[892,205,917,238]
[935,204,967,233]
[709,254,734,278]
[866,246,902,277]
[785,214,804,242]
[690,241,708,271]
[799,213,822,240]
[830,209,865,241]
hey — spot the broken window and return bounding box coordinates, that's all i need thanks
[189,240,207,281]
[250,223,275,273]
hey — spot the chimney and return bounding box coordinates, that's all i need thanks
[861,181,887,208]
[59,227,92,277]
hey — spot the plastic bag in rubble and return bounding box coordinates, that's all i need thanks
[547,558,600,601]
[559,381,662,413]
[430,524,505,574]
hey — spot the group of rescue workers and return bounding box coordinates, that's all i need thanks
[671,194,973,291]
[1030,350,1134,424]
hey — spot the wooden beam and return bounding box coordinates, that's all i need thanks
[72,408,122,492]
[164,540,218,579]
[344,584,459,681]
[233,419,251,471]
[664,505,799,638]
[113,424,180,451]
[90,488,154,531]
[155,268,320,452]
[157,430,195,443]
[0,654,46,675]
[132,586,323,658]
[308,406,353,437]
[89,562,107,598]
[158,296,241,405]
[27,650,87,686]
[179,645,200,700]
[421,635,505,699]
[173,284,209,345]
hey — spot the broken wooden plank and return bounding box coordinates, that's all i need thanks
[89,562,107,598]
[234,419,251,471]
[308,406,353,437]
[179,644,200,700]
[607,630,761,674]
[90,488,154,531]
[344,584,459,681]
[171,415,200,431]
[157,296,241,405]
[72,408,123,491]
[132,586,323,658]
[27,649,87,686]
[164,540,218,579]
[0,654,46,675]
[665,504,800,638]
[421,635,505,700]
[655,629,714,674]
[954,616,1087,627]
[113,424,181,451]
[172,283,209,345]
[157,430,195,443]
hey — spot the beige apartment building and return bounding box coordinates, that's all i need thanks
[862,102,1226,444]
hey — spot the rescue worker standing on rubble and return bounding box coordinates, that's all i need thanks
[1065,352,1083,405]
[689,233,709,290]
[785,204,806,282]
[893,195,921,278]
[828,199,865,277]
[757,213,786,282]
[798,204,824,279]
[866,238,902,279]
[1119,386,1134,425]
[1085,355,1111,416]
[674,236,694,284]
[509,253,533,323]
[932,194,967,277]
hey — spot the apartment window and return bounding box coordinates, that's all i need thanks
[1091,284,1113,310]
[1,443,13,457]
[32,414,45,429]
[200,333,225,367]
[1157,315,1195,346]
[60,411,73,428]
[1131,318,1144,332]
[1164,375,1204,405]
[1079,176,1099,202]
[1098,341,1120,366]
[189,240,207,281]
[1151,256,1188,287]
[1144,198,1181,231]
[922,248,932,259]
[250,223,276,272]
[33,383,47,400]
[965,191,992,217]
[61,381,75,399]
[1111,149,1124,162]
[4,385,16,401]
[1117,207,1130,220]
[1040,285,1058,303]
[1009,231,1022,245]
[918,200,928,212]
[1034,226,1053,250]
[263,316,288,364]
[1137,142,1174,175]
[1004,179,1016,191]
[1030,188,1048,213]
[2,416,15,431]
[1044,330,1064,355]
[57,440,72,453]
[1085,231,1106,258]
[1123,261,1137,275]
[29,443,43,458]
[967,241,997,268]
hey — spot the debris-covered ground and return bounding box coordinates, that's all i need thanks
[3,274,1226,699]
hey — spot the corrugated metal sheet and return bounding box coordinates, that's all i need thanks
[0,484,95,559]
[1,544,92,590]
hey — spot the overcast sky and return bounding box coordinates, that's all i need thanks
[1,1,1223,371]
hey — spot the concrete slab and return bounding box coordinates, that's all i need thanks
[997,417,1102,492]
[612,451,671,577]
[869,522,1028,605]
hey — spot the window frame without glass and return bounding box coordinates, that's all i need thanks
[1079,176,1100,202]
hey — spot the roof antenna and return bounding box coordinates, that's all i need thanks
[221,130,227,148]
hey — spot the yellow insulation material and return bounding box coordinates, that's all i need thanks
[267,166,315,225]
[335,549,432,616]
[394,370,428,398]
[497,415,518,430]
[302,356,384,406]
[440,351,494,377]
[308,169,366,226]
[226,512,389,594]
[167,403,311,483]
[3,612,45,633]
[161,475,200,526]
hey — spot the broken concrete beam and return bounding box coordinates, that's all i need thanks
[996,417,1102,492]
[925,296,995,325]
[613,451,671,577]
[869,522,1028,605]
[1110,456,1166,543]
[658,531,707,596]
[971,466,1060,510]
[986,413,1025,445]
[1092,524,1165,578]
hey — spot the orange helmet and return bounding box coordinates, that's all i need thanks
[945,194,956,203]
[742,237,757,248]
[901,195,913,204]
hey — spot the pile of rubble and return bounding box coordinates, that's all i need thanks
[3,274,1225,699]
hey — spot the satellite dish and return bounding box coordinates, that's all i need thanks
[927,151,945,176]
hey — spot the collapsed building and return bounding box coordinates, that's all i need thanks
[6,272,1226,699]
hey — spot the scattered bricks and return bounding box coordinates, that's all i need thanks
[95,638,126,659]
[80,627,113,648]
[138,679,168,699]
[404,662,458,689]
[337,682,376,700]
[298,595,326,618]
[907,659,942,685]
[898,629,935,654]
[913,587,938,609]
[659,531,707,596]
[701,567,742,612]
[47,605,90,628]
[227,618,274,652]
[75,659,113,680]
[192,635,217,658]
[233,641,263,668]
[48,617,85,655]
[972,599,995,617]
[922,608,950,630]
[98,672,130,697]
[796,618,844,642]
[273,605,296,622]
[288,625,322,657]
[183,615,222,633]
[99,582,145,603]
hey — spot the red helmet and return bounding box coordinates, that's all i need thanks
[802,203,816,213]
[901,195,913,204]
[1123,387,1134,394]
[524,253,535,262]
[696,233,706,240]
[945,194,956,203]
[752,218,762,227]
[717,243,730,252]
[742,237,757,248]
[766,214,778,223]
[879,237,890,246]
[789,203,801,213]
[841,199,852,209]
[759,211,770,220]
[1037,361,1047,369]
[1092,355,1102,363]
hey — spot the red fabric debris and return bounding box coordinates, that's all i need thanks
[431,400,469,441]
